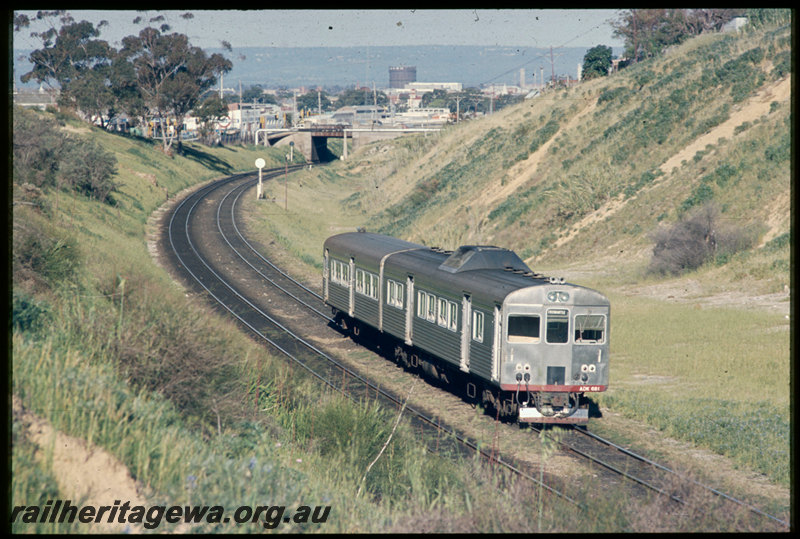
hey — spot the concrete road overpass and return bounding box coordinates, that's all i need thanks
[256,125,441,162]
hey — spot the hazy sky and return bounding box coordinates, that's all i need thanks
[13,9,625,50]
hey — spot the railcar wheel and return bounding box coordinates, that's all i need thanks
[393,345,408,367]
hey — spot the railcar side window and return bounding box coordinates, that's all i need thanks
[386,280,404,309]
[472,311,484,343]
[436,298,458,331]
[507,315,540,343]
[437,298,448,326]
[355,268,378,300]
[416,290,436,322]
[330,259,349,286]
[546,309,569,344]
[416,289,458,330]
[574,314,605,343]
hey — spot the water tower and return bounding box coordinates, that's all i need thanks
[389,66,416,89]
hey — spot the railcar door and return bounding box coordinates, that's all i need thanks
[492,304,502,381]
[348,257,355,317]
[460,294,471,373]
[323,249,329,303]
[405,275,414,345]
[542,308,571,385]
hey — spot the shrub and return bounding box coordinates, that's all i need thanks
[597,87,631,106]
[13,107,120,204]
[59,138,120,203]
[12,291,51,333]
[13,217,82,287]
[12,108,65,188]
[648,203,758,275]
[679,183,715,214]
[763,231,790,252]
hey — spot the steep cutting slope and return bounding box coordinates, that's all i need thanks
[352,25,790,296]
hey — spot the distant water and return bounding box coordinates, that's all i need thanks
[14,45,621,90]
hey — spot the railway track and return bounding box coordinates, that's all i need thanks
[161,169,577,502]
[158,170,789,531]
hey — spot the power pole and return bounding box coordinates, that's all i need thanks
[549,46,565,88]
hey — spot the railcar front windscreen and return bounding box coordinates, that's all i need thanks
[507,315,541,343]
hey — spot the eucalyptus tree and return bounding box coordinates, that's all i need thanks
[119,25,231,154]
[611,9,743,64]
[16,11,123,125]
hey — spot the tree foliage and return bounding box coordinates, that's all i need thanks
[16,11,232,153]
[119,26,232,154]
[296,90,334,113]
[581,45,613,80]
[193,95,229,145]
[239,85,278,105]
[336,87,389,108]
[612,9,744,64]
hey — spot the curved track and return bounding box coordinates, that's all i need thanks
[158,170,789,531]
[161,169,579,505]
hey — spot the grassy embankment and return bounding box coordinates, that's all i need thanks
[12,113,674,533]
[247,19,791,504]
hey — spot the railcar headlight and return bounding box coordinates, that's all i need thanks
[547,291,570,303]
[581,364,589,372]
[588,364,596,373]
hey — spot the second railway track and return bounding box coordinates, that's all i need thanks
[155,170,789,531]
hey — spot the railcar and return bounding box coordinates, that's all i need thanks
[322,231,609,424]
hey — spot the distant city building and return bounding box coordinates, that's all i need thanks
[12,84,58,110]
[389,66,417,89]
[406,82,463,93]
[331,105,389,126]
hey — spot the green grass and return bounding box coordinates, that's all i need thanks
[592,293,790,485]
[13,18,792,530]
[238,22,792,497]
[16,114,642,533]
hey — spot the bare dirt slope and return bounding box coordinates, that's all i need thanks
[13,396,148,534]
[552,75,791,251]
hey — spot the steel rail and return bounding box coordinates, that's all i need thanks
[216,179,330,320]
[166,172,581,507]
[214,173,786,530]
[575,427,789,529]
[228,179,324,302]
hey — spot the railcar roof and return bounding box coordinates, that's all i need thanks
[393,249,549,300]
[325,232,562,305]
[324,231,423,262]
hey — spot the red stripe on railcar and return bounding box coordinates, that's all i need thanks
[499,384,607,392]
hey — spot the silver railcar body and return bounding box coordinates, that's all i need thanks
[323,231,609,424]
